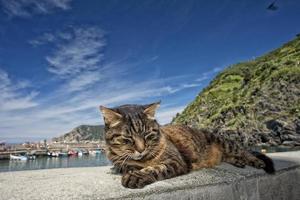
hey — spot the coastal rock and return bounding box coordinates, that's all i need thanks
[173,36,300,147]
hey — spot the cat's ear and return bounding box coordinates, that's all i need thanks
[99,106,123,128]
[143,101,161,120]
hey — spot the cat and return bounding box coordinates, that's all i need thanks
[99,102,275,189]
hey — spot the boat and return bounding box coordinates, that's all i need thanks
[26,152,36,160]
[89,149,102,155]
[27,155,36,160]
[10,154,28,161]
[68,150,77,156]
[89,150,96,155]
[52,152,59,157]
[58,152,68,157]
[47,152,59,157]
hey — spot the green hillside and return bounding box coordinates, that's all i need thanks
[173,36,300,146]
[52,125,105,143]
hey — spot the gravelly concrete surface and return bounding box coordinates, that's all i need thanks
[0,151,299,200]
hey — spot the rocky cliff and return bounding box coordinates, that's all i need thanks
[173,36,300,147]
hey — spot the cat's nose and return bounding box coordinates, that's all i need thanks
[135,138,145,153]
[132,151,143,160]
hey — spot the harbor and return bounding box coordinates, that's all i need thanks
[0,141,110,172]
[0,141,106,159]
[0,152,110,172]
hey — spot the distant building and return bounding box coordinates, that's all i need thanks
[0,141,6,151]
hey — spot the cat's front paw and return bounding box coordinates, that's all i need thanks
[121,170,155,189]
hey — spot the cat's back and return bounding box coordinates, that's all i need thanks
[161,124,205,137]
[161,124,208,150]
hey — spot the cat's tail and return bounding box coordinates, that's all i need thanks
[250,151,275,174]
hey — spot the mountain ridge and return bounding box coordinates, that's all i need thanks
[52,124,105,143]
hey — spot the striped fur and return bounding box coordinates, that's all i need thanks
[100,103,275,189]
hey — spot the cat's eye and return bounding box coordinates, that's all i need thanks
[145,132,157,140]
[122,138,133,145]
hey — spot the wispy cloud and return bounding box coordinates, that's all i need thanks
[157,105,185,124]
[45,27,106,77]
[0,0,72,17]
[196,67,222,82]
[163,83,202,94]
[31,26,106,92]
[64,71,103,92]
[0,69,38,111]
[29,33,56,46]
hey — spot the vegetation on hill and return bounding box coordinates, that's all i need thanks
[52,125,105,143]
[173,36,300,146]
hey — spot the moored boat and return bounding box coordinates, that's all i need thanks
[47,152,59,157]
[89,149,102,155]
[68,150,77,156]
[27,155,36,160]
[10,154,28,161]
[58,152,68,157]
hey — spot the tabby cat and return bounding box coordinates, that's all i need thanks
[99,102,275,189]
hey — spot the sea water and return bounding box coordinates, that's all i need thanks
[0,153,111,172]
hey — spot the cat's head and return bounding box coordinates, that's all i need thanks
[99,102,161,162]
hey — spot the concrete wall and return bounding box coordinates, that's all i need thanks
[0,151,299,200]
[140,167,300,200]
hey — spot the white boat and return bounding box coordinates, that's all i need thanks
[47,152,59,157]
[27,155,36,160]
[10,154,28,161]
[52,152,59,157]
[89,150,96,155]
[89,149,102,155]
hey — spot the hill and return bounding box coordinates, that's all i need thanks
[52,125,105,143]
[173,36,300,146]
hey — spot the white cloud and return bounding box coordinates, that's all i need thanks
[196,67,223,82]
[29,33,56,46]
[46,27,105,77]
[30,26,106,92]
[64,71,103,92]
[0,69,38,111]
[157,106,185,125]
[196,75,209,82]
[0,0,72,17]
[162,82,201,94]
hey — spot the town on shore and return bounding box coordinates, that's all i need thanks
[0,139,106,160]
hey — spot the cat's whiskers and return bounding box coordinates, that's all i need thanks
[119,155,130,173]
[112,153,128,166]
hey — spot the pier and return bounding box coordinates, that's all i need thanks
[0,143,105,159]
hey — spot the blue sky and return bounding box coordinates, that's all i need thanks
[0,0,299,142]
